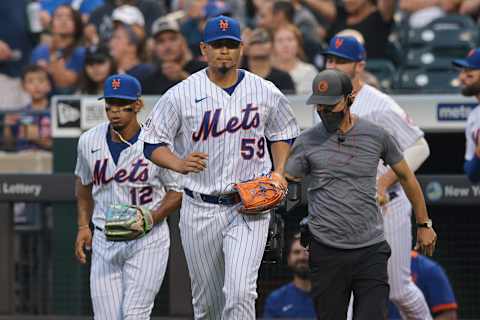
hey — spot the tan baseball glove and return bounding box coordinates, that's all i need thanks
[233,172,287,215]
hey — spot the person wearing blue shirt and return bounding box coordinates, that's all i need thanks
[30,5,85,94]
[388,251,458,320]
[263,233,316,319]
[40,0,104,16]
[452,49,480,183]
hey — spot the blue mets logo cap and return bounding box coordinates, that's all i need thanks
[98,74,142,101]
[203,15,241,43]
[452,48,480,69]
[323,35,366,62]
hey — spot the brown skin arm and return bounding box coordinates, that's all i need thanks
[150,190,183,224]
[74,177,93,264]
[391,160,437,256]
[48,54,78,88]
[271,141,292,189]
[300,0,336,22]
[150,146,208,174]
[377,0,396,22]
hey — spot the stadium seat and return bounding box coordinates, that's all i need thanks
[403,15,477,51]
[384,40,404,66]
[404,46,471,69]
[396,67,460,93]
[365,59,396,90]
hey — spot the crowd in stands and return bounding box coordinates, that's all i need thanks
[0,0,480,152]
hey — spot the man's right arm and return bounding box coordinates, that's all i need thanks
[140,94,206,173]
[76,177,93,228]
[75,177,93,264]
[147,145,208,175]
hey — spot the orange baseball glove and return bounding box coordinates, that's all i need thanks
[233,172,287,214]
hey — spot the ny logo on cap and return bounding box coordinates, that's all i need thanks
[219,19,229,31]
[318,80,328,92]
[112,79,121,90]
[335,38,344,49]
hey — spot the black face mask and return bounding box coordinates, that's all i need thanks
[317,109,345,133]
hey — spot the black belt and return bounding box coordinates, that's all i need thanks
[184,188,240,205]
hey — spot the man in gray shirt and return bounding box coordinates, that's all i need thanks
[286,69,437,320]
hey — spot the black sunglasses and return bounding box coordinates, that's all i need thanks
[208,39,241,49]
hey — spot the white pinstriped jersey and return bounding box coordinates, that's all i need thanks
[465,105,480,160]
[140,69,300,194]
[351,84,424,192]
[74,122,181,229]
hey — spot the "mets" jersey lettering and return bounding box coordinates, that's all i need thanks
[93,158,149,185]
[192,104,260,141]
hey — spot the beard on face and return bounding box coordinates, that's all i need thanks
[461,82,480,96]
[291,261,310,279]
[218,62,231,75]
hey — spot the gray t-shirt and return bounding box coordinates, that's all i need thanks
[286,118,404,249]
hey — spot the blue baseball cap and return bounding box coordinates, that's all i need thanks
[452,48,480,69]
[323,36,366,62]
[203,15,241,43]
[98,74,141,101]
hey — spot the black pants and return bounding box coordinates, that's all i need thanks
[309,239,391,320]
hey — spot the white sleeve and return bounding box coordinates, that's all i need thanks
[264,90,301,141]
[139,93,181,147]
[465,109,480,160]
[403,137,430,172]
[366,109,423,151]
[74,135,92,185]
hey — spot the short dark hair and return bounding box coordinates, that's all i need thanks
[20,65,49,82]
[273,1,294,23]
[287,232,301,256]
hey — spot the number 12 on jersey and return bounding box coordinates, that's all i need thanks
[130,186,153,205]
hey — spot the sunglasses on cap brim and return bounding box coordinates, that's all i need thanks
[105,105,135,112]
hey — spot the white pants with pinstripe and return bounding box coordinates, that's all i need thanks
[179,195,270,320]
[383,192,432,320]
[90,222,170,320]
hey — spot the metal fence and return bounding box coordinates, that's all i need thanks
[14,203,52,314]
[1,174,480,318]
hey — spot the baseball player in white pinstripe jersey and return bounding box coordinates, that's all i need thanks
[452,48,480,183]
[74,74,183,319]
[318,35,436,320]
[139,15,300,320]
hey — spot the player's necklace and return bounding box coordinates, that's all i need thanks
[112,128,133,147]
[111,121,143,147]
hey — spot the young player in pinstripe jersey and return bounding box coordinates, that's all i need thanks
[452,48,480,183]
[140,15,300,320]
[74,74,183,319]
[319,35,436,320]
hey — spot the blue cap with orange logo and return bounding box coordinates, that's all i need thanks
[203,15,241,43]
[323,36,366,62]
[452,48,480,69]
[98,74,142,101]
